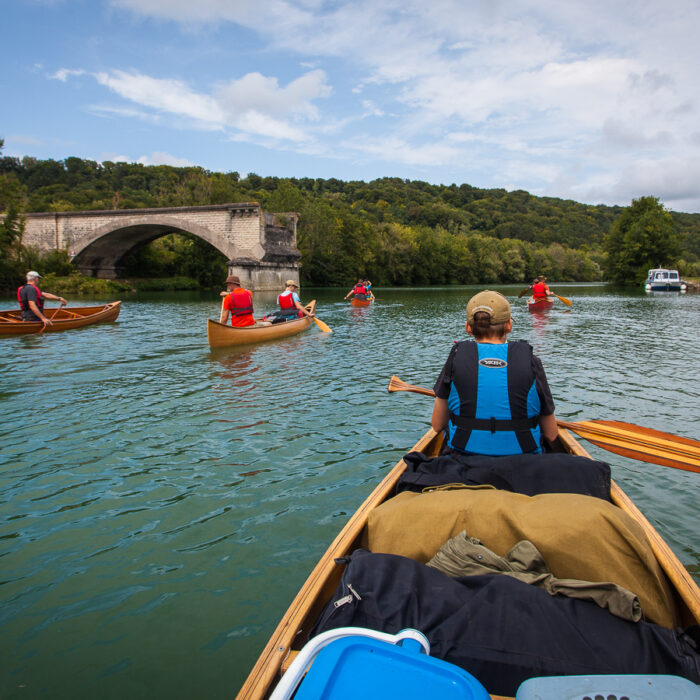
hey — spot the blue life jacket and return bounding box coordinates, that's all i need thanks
[445,340,541,455]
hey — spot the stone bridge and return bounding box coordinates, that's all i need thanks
[20,203,301,290]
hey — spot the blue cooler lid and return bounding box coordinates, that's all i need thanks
[295,635,490,700]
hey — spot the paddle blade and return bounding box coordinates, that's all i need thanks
[388,375,436,397]
[518,287,531,298]
[313,316,332,333]
[554,293,572,306]
[557,419,700,474]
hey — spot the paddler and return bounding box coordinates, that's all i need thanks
[18,271,67,327]
[265,280,315,323]
[344,279,370,301]
[219,275,256,327]
[531,275,554,301]
[431,290,558,455]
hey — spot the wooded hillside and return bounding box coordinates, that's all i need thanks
[2,155,699,287]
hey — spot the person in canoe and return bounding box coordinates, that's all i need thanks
[531,276,554,301]
[219,275,257,327]
[18,271,67,327]
[431,289,558,455]
[344,279,370,301]
[264,280,315,324]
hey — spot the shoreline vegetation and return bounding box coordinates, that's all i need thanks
[2,153,699,294]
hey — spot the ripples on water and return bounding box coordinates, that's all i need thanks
[0,286,698,698]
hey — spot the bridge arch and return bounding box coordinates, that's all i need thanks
[71,215,228,277]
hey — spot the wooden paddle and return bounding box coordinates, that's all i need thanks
[552,293,572,306]
[312,316,332,333]
[387,375,700,473]
[556,420,700,474]
[39,303,65,333]
[518,287,532,298]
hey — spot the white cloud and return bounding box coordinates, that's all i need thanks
[57,67,331,143]
[94,70,225,125]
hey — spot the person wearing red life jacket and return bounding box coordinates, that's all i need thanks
[531,276,553,301]
[17,271,67,327]
[219,275,256,327]
[344,279,369,300]
[267,280,315,323]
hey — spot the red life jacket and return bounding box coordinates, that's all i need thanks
[353,283,367,296]
[278,291,296,310]
[18,283,43,311]
[532,282,547,299]
[278,291,301,317]
[228,288,254,316]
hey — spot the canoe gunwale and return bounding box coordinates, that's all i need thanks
[236,427,700,700]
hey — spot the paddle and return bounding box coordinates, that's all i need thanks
[313,316,332,333]
[556,420,700,474]
[387,375,700,473]
[518,287,532,298]
[552,293,572,306]
[39,303,65,333]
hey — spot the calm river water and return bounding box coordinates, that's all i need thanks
[0,285,698,698]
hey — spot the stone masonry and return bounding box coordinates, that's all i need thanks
[19,203,301,291]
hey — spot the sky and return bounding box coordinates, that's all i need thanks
[3,0,700,212]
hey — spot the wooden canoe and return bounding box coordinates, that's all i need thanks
[0,301,121,336]
[527,297,554,312]
[350,297,372,307]
[236,427,700,700]
[207,301,316,348]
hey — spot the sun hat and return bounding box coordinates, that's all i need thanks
[26,271,41,280]
[467,290,511,325]
[225,275,241,285]
[285,279,298,287]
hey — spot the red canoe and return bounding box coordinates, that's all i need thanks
[528,297,554,312]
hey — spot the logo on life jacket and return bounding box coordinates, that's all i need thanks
[479,358,507,369]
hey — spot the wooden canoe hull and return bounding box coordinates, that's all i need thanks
[207,301,316,348]
[0,302,121,336]
[350,298,372,306]
[236,428,700,700]
[528,298,553,312]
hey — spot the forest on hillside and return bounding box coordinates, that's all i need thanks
[2,154,699,290]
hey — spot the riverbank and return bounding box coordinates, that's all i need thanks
[31,273,204,295]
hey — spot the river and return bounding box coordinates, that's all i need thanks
[0,284,698,698]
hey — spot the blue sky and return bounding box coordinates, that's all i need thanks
[4,0,700,212]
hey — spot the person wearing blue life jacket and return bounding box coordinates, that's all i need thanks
[431,290,558,456]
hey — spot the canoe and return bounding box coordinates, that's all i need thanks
[350,296,373,307]
[207,301,316,348]
[0,301,121,336]
[527,297,553,312]
[236,426,700,699]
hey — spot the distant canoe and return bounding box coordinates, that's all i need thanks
[528,297,554,312]
[207,301,316,348]
[351,296,373,307]
[0,302,121,336]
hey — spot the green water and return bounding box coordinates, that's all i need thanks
[1,285,698,698]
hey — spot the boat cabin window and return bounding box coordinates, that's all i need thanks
[669,271,679,280]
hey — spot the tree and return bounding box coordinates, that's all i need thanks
[604,197,680,285]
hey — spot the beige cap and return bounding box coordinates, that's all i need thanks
[467,290,511,325]
[285,279,297,287]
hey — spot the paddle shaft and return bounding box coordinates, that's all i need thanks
[39,303,65,333]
